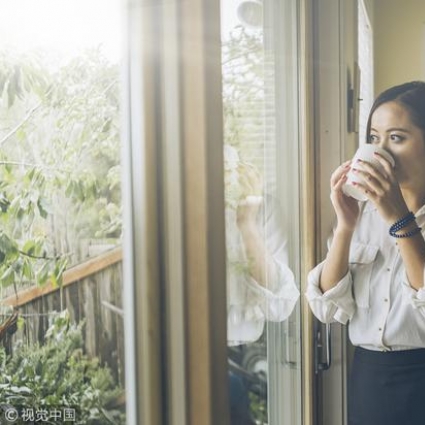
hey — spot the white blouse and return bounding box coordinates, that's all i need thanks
[306,201,425,351]
[226,205,300,346]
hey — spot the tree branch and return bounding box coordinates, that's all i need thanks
[0,101,43,146]
[0,160,69,173]
[18,250,60,261]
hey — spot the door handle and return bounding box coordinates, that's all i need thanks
[281,319,297,368]
[315,321,332,373]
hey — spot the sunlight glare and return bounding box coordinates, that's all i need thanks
[0,0,122,62]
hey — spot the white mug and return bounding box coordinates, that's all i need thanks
[342,144,395,201]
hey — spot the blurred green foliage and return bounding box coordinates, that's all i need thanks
[0,48,122,292]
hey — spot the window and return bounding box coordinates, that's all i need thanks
[0,2,125,423]
[358,0,374,144]
[221,1,302,423]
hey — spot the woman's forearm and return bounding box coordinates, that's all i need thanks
[395,221,425,290]
[319,227,354,293]
[238,222,279,292]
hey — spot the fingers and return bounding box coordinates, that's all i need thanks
[373,152,394,176]
[238,172,251,193]
[354,159,387,179]
[333,171,348,192]
[330,160,351,188]
[352,158,393,196]
[238,162,263,195]
[330,171,350,204]
[349,180,371,198]
[242,167,261,191]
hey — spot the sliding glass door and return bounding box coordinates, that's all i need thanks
[220,1,303,424]
[120,0,316,423]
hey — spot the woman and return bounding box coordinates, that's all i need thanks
[224,145,299,346]
[225,147,299,424]
[306,81,425,425]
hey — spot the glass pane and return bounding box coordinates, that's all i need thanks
[221,1,302,424]
[358,0,374,144]
[0,1,126,423]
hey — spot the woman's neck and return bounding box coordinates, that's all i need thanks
[401,186,425,214]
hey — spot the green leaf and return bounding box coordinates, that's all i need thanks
[27,167,36,181]
[7,77,16,108]
[37,197,50,219]
[22,259,32,280]
[50,272,57,288]
[0,193,10,213]
[0,267,15,287]
[54,259,67,287]
[65,180,74,197]
[22,240,36,256]
[0,232,17,255]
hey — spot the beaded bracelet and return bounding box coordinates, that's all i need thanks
[390,226,422,238]
[389,211,415,235]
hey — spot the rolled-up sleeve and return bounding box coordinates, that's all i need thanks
[244,257,300,322]
[401,268,425,316]
[305,260,356,324]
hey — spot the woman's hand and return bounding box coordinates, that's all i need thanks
[330,160,360,232]
[236,162,263,228]
[350,152,409,224]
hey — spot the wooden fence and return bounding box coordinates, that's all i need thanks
[1,247,126,387]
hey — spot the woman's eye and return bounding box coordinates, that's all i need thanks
[368,134,379,143]
[390,134,404,142]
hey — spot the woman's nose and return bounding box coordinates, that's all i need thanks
[376,139,389,150]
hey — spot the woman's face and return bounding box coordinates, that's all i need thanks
[369,101,425,187]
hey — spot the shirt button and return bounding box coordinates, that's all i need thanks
[386,267,391,271]
[384,298,388,302]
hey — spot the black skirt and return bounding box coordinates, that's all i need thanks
[348,346,425,425]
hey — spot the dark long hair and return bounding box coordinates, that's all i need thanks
[366,81,425,143]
